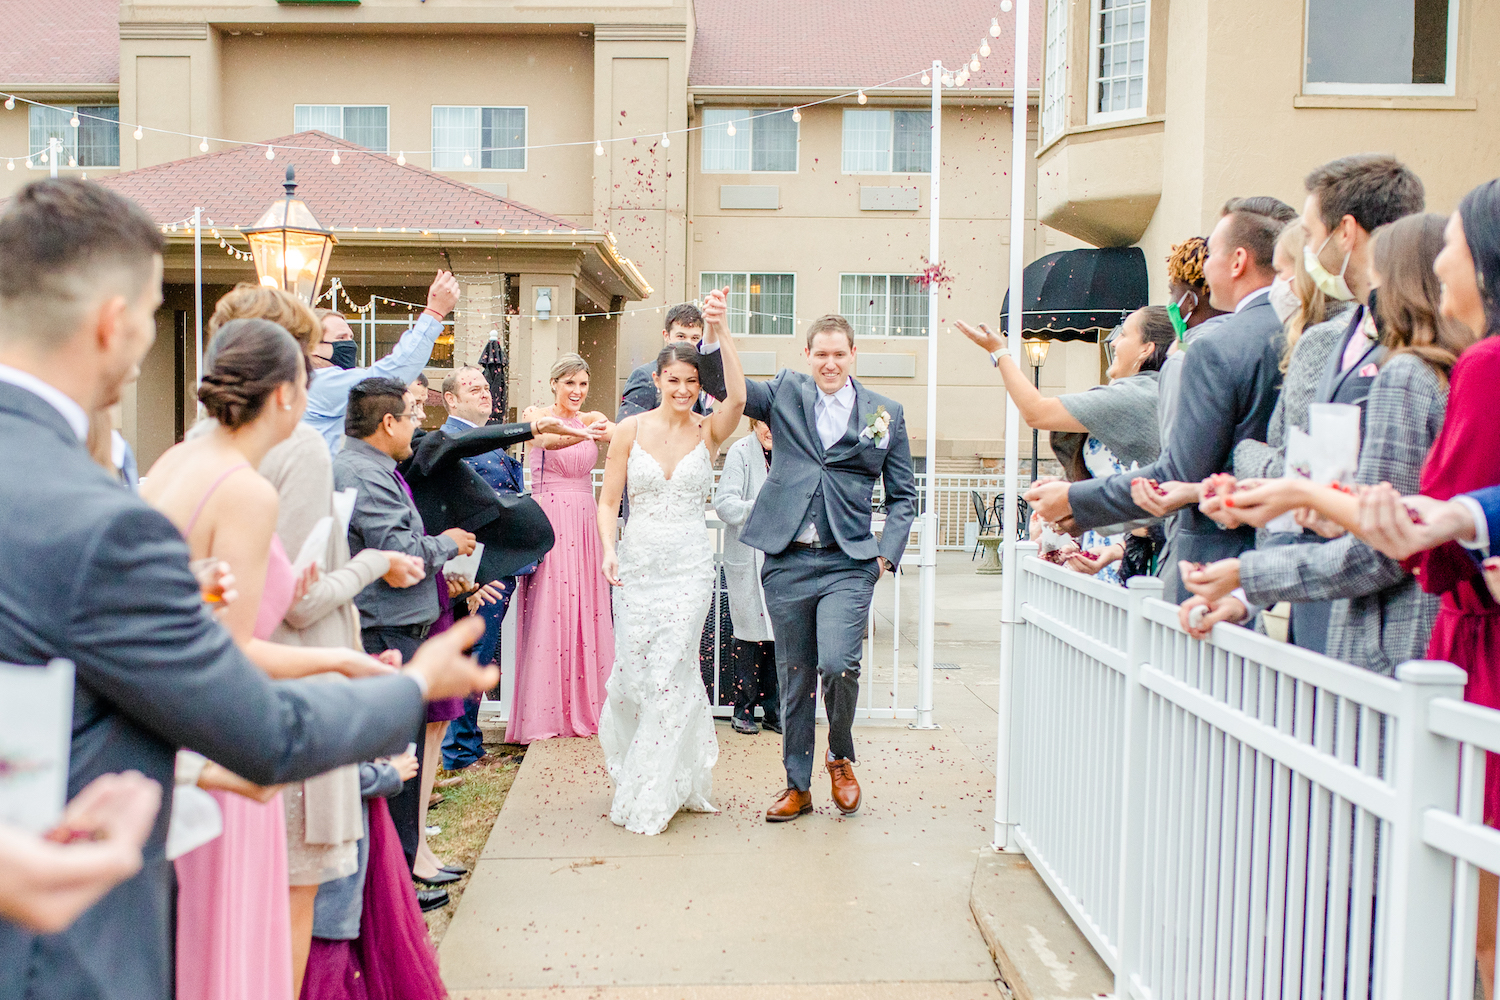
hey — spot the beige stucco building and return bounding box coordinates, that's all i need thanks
[2,0,1494,471]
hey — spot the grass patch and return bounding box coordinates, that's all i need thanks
[423,741,525,944]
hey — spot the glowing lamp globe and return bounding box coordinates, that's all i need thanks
[242,165,337,304]
[1023,337,1051,369]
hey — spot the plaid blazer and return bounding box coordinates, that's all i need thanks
[1239,353,1447,676]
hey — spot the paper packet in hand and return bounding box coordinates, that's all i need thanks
[1267,428,1314,535]
[292,515,333,575]
[1307,403,1361,485]
[0,658,74,833]
[443,541,484,582]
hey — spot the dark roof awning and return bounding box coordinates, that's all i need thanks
[999,247,1149,341]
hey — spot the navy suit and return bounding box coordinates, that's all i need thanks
[437,415,525,768]
[0,383,423,1000]
[1463,485,1500,561]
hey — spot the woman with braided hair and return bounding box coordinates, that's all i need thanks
[141,318,403,1000]
[1154,236,1230,438]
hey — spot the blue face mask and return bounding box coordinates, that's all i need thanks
[328,341,358,370]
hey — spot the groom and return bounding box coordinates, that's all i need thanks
[708,313,917,821]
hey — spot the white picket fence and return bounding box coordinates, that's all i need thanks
[1000,542,1500,999]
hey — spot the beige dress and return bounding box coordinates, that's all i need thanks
[260,423,391,885]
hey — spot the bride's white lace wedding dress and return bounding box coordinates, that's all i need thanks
[597,440,720,835]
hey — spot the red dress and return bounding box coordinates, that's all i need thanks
[1405,336,1500,825]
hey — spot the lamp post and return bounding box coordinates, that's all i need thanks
[243,165,337,304]
[1022,337,1050,482]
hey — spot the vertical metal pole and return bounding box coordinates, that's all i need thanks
[911,59,943,731]
[1030,363,1040,483]
[193,207,203,387]
[994,0,1030,850]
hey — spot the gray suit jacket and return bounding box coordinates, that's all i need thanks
[741,371,917,568]
[0,384,425,1000]
[1239,353,1445,675]
[1069,293,1285,593]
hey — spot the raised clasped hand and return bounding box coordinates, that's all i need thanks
[701,286,730,327]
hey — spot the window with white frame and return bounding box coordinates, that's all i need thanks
[1304,0,1456,95]
[431,106,527,170]
[1042,0,1070,142]
[29,105,119,167]
[1088,0,1149,122]
[840,110,931,173]
[839,274,927,337]
[699,272,796,337]
[701,108,798,172]
[294,105,389,152]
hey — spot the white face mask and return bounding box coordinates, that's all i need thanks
[1268,277,1301,324]
[1304,232,1356,302]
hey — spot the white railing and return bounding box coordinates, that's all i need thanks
[482,511,923,725]
[1000,541,1500,999]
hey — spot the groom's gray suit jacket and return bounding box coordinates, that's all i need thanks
[741,371,917,568]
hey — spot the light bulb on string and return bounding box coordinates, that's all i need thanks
[265,146,275,160]
[981,39,991,57]
[396,151,406,165]
[198,137,208,152]
[991,15,1002,35]
[68,155,76,168]
[921,71,931,85]
[3,97,12,110]
[971,53,981,71]
[5,160,11,171]
[595,140,605,155]
[69,114,79,128]
[857,90,867,104]
[133,126,143,140]
[1000,1,1012,13]
[941,72,954,87]
[462,152,472,166]
[38,151,46,165]
[792,108,802,122]
[24,157,31,169]
[725,122,735,136]
[660,131,670,147]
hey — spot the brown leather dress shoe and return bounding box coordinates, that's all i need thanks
[827,758,861,815]
[765,788,813,822]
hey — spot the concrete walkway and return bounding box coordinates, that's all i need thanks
[441,554,1108,1000]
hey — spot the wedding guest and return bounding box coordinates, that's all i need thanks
[1155,236,1230,436]
[304,273,459,453]
[714,418,782,735]
[1182,213,1471,675]
[510,354,617,743]
[87,408,138,488]
[438,366,526,769]
[205,284,430,993]
[142,320,420,1000]
[0,177,494,1000]
[303,751,445,1000]
[958,306,1174,582]
[1027,204,1289,600]
[0,773,161,934]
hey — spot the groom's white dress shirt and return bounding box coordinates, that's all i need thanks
[795,378,856,544]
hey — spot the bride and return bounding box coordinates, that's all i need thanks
[596,287,746,835]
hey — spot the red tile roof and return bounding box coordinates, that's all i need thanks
[0,0,118,85]
[689,0,1042,90]
[96,132,580,231]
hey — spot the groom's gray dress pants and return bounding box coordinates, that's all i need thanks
[761,544,880,791]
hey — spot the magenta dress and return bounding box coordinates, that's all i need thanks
[506,420,615,743]
[176,463,299,1000]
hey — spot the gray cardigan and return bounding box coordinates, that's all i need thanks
[1232,307,1354,480]
[1238,353,1446,676]
[713,433,773,641]
[1058,371,1161,470]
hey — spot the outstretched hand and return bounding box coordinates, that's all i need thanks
[955,320,1004,354]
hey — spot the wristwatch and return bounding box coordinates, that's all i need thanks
[990,350,1004,368]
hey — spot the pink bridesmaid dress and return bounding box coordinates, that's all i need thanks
[506,418,615,743]
[175,464,299,1000]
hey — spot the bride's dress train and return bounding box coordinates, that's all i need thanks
[597,440,720,835]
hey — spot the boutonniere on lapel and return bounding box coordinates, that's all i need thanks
[860,406,893,450]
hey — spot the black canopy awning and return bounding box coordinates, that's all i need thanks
[999,246,1149,341]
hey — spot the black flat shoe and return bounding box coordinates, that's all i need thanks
[732,717,759,735]
[439,864,468,876]
[416,888,450,912]
[760,718,783,735]
[413,869,461,887]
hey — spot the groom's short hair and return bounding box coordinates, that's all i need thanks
[806,314,855,350]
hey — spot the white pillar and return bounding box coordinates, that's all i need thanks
[994,0,1030,851]
[911,60,943,732]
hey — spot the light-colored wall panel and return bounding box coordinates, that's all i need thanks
[135,56,193,164]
